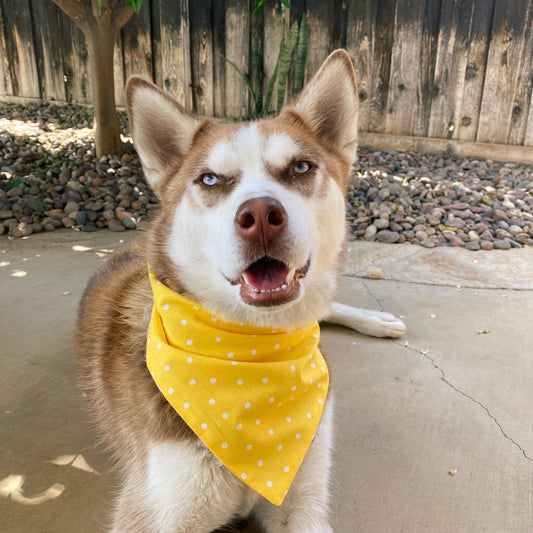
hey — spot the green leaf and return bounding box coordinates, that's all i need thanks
[126,0,143,14]
[276,20,299,112]
[292,12,308,97]
[222,55,257,107]
[251,35,263,115]
[253,0,266,14]
[280,0,292,9]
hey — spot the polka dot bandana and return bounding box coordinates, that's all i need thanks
[146,268,329,506]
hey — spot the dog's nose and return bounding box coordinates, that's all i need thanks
[234,197,288,249]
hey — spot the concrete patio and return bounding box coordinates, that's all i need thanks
[1,230,531,532]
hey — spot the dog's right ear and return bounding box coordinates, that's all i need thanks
[126,76,202,188]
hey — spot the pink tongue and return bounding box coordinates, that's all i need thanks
[245,259,289,291]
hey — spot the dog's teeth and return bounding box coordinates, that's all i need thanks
[242,272,250,286]
[285,267,296,284]
[281,284,288,290]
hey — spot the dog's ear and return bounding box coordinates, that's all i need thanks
[293,50,358,163]
[126,76,202,188]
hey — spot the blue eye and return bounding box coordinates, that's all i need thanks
[202,173,219,186]
[294,161,310,174]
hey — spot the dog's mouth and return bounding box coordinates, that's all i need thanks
[234,256,310,307]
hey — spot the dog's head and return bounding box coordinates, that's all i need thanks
[126,50,358,329]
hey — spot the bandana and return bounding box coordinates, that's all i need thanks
[146,268,329,506]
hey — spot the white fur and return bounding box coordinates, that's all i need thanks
[168,124,347,330]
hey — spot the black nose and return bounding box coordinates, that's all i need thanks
[234,197,288,249]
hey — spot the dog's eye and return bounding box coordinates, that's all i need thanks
[293,161,311,174]
[201,173,219,186]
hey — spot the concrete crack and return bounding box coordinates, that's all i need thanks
[360,279,385,312]
[397,341,533,463]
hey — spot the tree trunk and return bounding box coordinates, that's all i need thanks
[87,21,124,156]
[51,0,134,157]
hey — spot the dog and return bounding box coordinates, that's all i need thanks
[75,50,405,533]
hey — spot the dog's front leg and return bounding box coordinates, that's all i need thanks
[322,301,406,338]
[253,401,334,533]
[112,440,252,533]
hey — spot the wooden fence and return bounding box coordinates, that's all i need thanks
[1,0,533,149]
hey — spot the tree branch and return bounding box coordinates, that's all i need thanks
[51,0,94,31]
[113,3,135,33]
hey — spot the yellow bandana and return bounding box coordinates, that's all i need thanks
[146,269,329,506]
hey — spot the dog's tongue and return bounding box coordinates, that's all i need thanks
[244,258,289,291]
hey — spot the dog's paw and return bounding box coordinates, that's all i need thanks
[356,309,406,338]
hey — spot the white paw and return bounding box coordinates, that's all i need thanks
[356,309,406,338]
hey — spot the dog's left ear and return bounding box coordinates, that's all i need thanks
[293,49,358,163]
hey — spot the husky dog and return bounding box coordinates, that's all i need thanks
[76,50,404,533]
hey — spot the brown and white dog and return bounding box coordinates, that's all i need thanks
[76,50,404,533]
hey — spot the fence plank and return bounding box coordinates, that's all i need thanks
[346,0,377,133]
[427,0,473,139]
[212,0,226,117]
[0,1,13,96]
[385,0,425,136]
[368,0,395,133]
[190,0,214,116]
[305,0,332,84]
[225,0,250,118]
[159,0,192,109]
[30,1,66,102]
[262,0,283,115]
[455,0,495,141]
[477,0,533,144]
[59,11,93,104]
[1,0,39,98]
[414,0,441,137]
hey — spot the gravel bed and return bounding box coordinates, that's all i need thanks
[1,101,532,250]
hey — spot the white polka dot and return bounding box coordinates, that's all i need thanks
[147,338,151,344]
[313,334,318,338]
[251,349,257,355]
[311,362,316,368]
[237,379,244,386]
[209,398,215,405]
[222,412,229,419]
[241,473,247,479]
[221,442,228,448]
[246,444,252,450]
[262,377,269,384]
[309,378,313,384]
[317,382,322,388]
[277,444,283,451]
[156,280,161,284]
[210,377,216,384]
[181,319,187,325]
[287,347,291,351]
[187,357,193,363]
[244,402,251,409]
[255,419,261,425]
[231,361,238,366]
[269,397,275,403]
[150,371,154,376]
[291,386,297,392]
[163,304,169,310]
[275,343,280,349]
[189,379,196,385]
[183,402,190,408]
[296,433,301,439]
[186,339,193,346]
[286,417,292,423]
[157,342,162,349]
[284,466,290,472]
[164,364,170,371]
[211,316,217,322]
[307,412,312,418]
[258,460,263,466]
[236,424,242,430]
[215,337,221,342]
[290,365,296,371]
[251,335,256,338]
[318,398,323,404]
[306,345,311,350]
[268,429,274,435]
[201,423,208,429]
[227,352,234,358]
[168,388,174,394]
[267,481,273,487]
